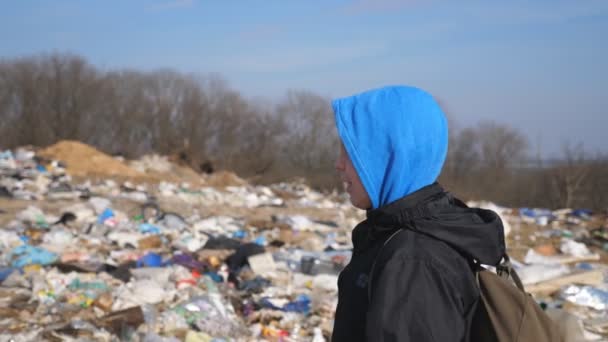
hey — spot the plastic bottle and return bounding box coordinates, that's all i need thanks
[141,303,158,333]
[288,323,301,342]
[312,327,325,342]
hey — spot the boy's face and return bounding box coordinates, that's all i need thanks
[335,143,372,210]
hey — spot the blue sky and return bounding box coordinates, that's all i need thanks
[1,0,607,155]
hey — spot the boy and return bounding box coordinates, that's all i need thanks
[331,86,506,342]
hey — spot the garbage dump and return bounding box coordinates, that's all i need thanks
[1,140,607,341]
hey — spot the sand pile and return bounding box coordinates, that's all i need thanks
[38,140,146,179]
[129,154,206,185]
[205,171,248,187]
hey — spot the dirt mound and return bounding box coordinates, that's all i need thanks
[205,171,247,187]
[38,140,146,179]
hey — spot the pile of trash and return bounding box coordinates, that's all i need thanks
[0,143,359,341]
[1,143,607,341]
[472,201,608,340]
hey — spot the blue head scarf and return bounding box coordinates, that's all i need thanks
[332,85,448,209]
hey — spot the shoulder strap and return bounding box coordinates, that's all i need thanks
[367,228,526,304]
[495,254,525,291]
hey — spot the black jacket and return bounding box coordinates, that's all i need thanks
[332,183,506,342]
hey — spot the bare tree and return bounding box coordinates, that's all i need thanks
[274,90,339,187]
[443,127,480,183]
[548,142,591,208]
[2,52,605,209]
[476,121,528,174]
[277,91,337,168]
[586,153,608,212]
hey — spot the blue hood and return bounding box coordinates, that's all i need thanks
[332,85,448,209]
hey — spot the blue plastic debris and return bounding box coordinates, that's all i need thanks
[232,230,247,239]
[0,150,13,160]
[572,209,593,220]
[283,294,311,314]
[0,267,14,283]
[139,223,161,235]
[137,253,163,267]
[562,286,608,311]
[97,208,115,224]
[260,294,311,314]
[10,244,58,268]
[575,262,594,271]
[520,208,555,225]
[520,208,554,219]
[237,276,271,292]
[254,236,267,246]
[205,272,224,283]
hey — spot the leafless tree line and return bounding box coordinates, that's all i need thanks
[0,53,338,187]
[0,53,605,211]
[441,125,608,211]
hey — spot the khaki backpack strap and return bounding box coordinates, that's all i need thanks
[509,268,525,292]
[496,254,526,292]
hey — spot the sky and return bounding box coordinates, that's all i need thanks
[1,0,606,156]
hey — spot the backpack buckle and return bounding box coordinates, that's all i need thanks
[496,255,512,279]
[496,264,510,278]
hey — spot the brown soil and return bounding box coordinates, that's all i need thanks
[37,140,206,186]
[38,141,147,179]
[204,171,247,188]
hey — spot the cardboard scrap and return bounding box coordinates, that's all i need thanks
[526,270,604,296]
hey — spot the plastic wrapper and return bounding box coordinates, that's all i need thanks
[518,263,571,285]
[561,285,608,311]
[172,295,248,338]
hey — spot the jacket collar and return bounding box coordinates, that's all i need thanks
[366,182,445,227]
[351,183,445,252]
[352,182,507,265]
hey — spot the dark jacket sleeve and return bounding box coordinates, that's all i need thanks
[366,256,466,342]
